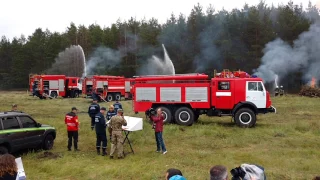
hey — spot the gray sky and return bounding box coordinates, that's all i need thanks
[0,0,319,40]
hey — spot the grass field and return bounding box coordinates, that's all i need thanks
[0,91,319,180]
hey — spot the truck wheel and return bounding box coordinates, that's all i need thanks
[157,107,172,124]
[115,93,121,101]
[74,91,79,98]
[174,107,194,126]
[50,91,58,98]
[234,108,256,128]
[0,146,8,154]
[43,134,54,150]
[106,94,113,102]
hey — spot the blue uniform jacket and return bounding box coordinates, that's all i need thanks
[106,111,117,121]
[113,102,122,112]
[95,112,106,133]
[88,103,100,117]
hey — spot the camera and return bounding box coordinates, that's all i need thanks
[230,167,246,180]
[145,108,156,117]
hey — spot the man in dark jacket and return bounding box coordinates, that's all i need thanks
[65,107,79,151]
[113,100,123,113]
[150,108,167,154]
[88,99,100,130]
[95,107,108,156]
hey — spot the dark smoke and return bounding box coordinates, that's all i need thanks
[47,45,85,77]
[254,22,320,85]
[86,46,124,75]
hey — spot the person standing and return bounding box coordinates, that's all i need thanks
[151,108,167,154]
[106,105,117,140]
[65,107,80,151]
[109,109,127,159]
[113,100,122,113]
[10,104,18,111]
[88,99,100,130]
[95,107,108,156]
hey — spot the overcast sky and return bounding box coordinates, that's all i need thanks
[0,0,319,40]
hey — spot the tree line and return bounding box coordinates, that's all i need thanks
[0,1,319,90]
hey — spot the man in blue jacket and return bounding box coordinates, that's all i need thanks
[88,99,100,130]
[113,100,122,113]
[95,107,107,156]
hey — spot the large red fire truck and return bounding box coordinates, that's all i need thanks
[88,75,133,102]
[29,74,82,99]
[132,71,276,127]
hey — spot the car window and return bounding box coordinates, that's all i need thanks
[248,82,258,91]
[19,116,37,128]
[3,117,20,130]
[218,82,230,90]
[258,82,264,91]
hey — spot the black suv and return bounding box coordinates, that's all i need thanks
[0,111,56,154]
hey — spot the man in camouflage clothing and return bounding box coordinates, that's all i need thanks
[108,109,127,159]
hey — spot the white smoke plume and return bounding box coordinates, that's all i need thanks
[47,45,85,77]
[254,22,320,85]
[137,44,175,75]
[85,46,124,76]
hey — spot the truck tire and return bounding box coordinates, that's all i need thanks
[234,108,256,128]
[74,91,79,98]
[43,134,54,150]
[115,93,121,101]
[106,94,113,102]
[174,107,194,126]
[0,146,8,154]
[50,91,58,98]
[157,107,172,124]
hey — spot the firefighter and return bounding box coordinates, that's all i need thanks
[106,105,117,140]
[65,107,80,151]
[113,100,123,113]
[95,107,108,156]
[88,99,100,130]
[109,109,127,159]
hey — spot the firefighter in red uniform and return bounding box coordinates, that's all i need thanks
[65,107,80,151]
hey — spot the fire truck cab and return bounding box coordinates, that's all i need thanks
[133,72,276,127]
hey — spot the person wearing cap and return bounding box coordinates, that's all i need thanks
[106,105,117,140]
[95,107,108,156]
[113,100,123,113]
[11,104,18,111]
[88,99,100,130]
[65,107,80,151]
[108,108,127,159]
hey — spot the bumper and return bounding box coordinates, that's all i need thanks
[267,106,276,113]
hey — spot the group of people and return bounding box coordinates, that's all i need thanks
[65,98,169,159]
[65,99,127,159]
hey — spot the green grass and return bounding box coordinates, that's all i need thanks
[0,91,320,180]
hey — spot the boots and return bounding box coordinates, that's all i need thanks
[102,148,107,156]
[96,148,100,155]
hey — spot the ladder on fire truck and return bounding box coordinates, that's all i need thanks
[133,73,205,78]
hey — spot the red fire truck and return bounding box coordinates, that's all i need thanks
[132,71,276,127]
[82,76,93,97]
[88,75,133,102]
[29,74,82,99]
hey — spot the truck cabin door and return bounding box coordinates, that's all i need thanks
[215,80,233,109]
[246,81,266,109]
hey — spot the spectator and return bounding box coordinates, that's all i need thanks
[210,165,228,180]
[0,154,18,180]
[150,108,167,154]
[11,104,18,112]
[169,175,186,180]
[166,168,184,180]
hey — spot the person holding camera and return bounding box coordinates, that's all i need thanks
[150,108,167,154]
[109,109,127,159]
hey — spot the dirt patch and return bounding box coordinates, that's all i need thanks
[37,151,62,159]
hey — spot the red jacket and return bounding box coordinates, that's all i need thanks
[151,115,164,132]
[65,112,79,131]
